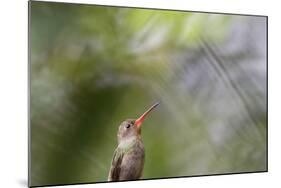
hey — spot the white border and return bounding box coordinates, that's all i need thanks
[1,0,279,188]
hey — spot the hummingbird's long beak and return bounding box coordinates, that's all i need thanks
[135,102,160,128]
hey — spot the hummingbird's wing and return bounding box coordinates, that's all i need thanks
[108,147,124,181]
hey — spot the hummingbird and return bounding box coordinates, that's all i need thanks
[108,102,160,181]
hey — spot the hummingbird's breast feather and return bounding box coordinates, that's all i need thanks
[108,138,145,181]
[119,139,145,180]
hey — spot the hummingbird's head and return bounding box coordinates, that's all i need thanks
[117,102,159,144]
[117,119,139,143]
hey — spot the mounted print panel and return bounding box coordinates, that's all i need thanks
[29,1,267,187]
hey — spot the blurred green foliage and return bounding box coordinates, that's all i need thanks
[30,1,267,186]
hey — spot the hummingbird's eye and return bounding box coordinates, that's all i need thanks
[126,124,131,129]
